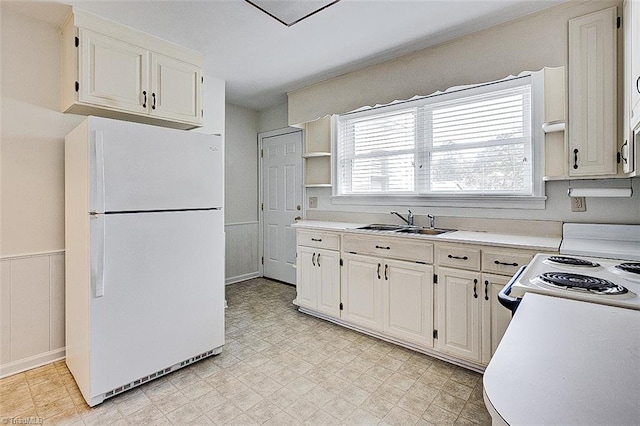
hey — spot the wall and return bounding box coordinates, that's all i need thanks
[257,102,288,133]
[0,7,228,377]
[224,104,260,283]
[296,0,640,226]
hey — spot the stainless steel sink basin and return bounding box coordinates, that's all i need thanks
[357,224,407,231]
[394,228,453,235]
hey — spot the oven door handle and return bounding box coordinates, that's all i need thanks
[498,265,527,316]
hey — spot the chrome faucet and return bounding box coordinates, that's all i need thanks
[427,214,435,229]
[391,210,414,226]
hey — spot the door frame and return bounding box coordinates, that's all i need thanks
[257,127,305,279]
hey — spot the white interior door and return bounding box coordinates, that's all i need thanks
[262,131,303,284]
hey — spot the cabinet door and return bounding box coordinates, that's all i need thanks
[383,260,433,347]
[480,274,512,365]
[316,249,341,318]
[341,253,383,332]
[296,246,317,310]
[436,267,481,362]
[568,7,617,176]
[631,0,640,128]
[150,52,202,125]
[79,29,148,114]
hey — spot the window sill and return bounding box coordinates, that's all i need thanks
[330,194,547,210]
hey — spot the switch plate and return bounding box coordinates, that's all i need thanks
[571,196,586,212]
[308,196,318,208]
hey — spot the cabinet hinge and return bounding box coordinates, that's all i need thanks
[433,329,438,339]
[339,302,343,311]
[340,258,343,266]
[617,152,621,164]
[617,16,621,29]
[261,256,264,265]
[201,76,204,84]
[75,81,79,92]
[433,274,438,284]
[75,36,79,47]
[201,109,203,117]
[260,148,263,158]
[261,202,263,211]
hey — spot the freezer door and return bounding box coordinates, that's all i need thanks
[89,116,223,213]
[89,210,225,396]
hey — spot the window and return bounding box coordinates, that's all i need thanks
[335,76,539,201]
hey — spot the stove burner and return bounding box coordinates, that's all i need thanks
[547,256,600,267]
[615,263,640,275]
[538,272,628,295]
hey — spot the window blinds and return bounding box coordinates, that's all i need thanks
[337,77,532,196]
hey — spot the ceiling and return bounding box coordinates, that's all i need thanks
[4,0,568,111]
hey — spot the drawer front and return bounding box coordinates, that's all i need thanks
[436,244,481,271]
[343,234,433,263]
[482,249,535,275]
[297,230,340,250]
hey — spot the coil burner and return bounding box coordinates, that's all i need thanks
[538,272,628,295]
[546,256,600,268]
[615,263,640,276]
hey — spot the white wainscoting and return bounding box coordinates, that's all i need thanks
[225,222,260,284]
[0,251,66,378]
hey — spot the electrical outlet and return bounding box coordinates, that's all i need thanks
[308,196,318,209]
[571,196,586,212]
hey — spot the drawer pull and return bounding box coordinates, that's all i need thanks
[311,238,322,242]
[312,253,316,266]
[494,260,518,267]
[375,245,391,250]
[484,280,489,301]
[573,148,579,169]
[473,279,478,299]
[448,254,468,260]
[377,263,381,279]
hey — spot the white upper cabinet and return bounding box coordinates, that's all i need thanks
[79,29,149,115]
[62,8,203,129]
[630,0,640,129]
[568,7,618,176]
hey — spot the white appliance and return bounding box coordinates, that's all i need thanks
[65,116,225,407]
[499,223,640,313]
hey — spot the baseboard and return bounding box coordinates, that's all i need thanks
[225,272,260,285]
[0,347,66,379]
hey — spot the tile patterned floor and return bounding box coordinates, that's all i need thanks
[0,278,491,425]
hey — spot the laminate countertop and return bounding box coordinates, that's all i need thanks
[292,220,560,251]
[483,293,640,425]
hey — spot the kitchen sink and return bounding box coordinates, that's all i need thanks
[357,224,407,231]
[394,228,453,235]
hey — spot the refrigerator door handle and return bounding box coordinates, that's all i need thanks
[92,214,106,298]
[93,130,106,214]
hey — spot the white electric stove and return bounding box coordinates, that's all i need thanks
[500,223,640,312]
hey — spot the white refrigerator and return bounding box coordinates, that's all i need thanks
[65,116,225,406]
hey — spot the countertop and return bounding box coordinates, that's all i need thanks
[292,220,560,251]
[483,293,640,425]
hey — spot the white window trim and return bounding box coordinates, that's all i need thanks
[330,70,547,209]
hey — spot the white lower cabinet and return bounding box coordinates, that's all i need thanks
[296,233,340,318]
[435,267,482,363]
[481,273,513,364]
[383,259,434,347]
[341,253,434,346]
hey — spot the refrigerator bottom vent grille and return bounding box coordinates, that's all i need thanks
[102,349,218,400]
